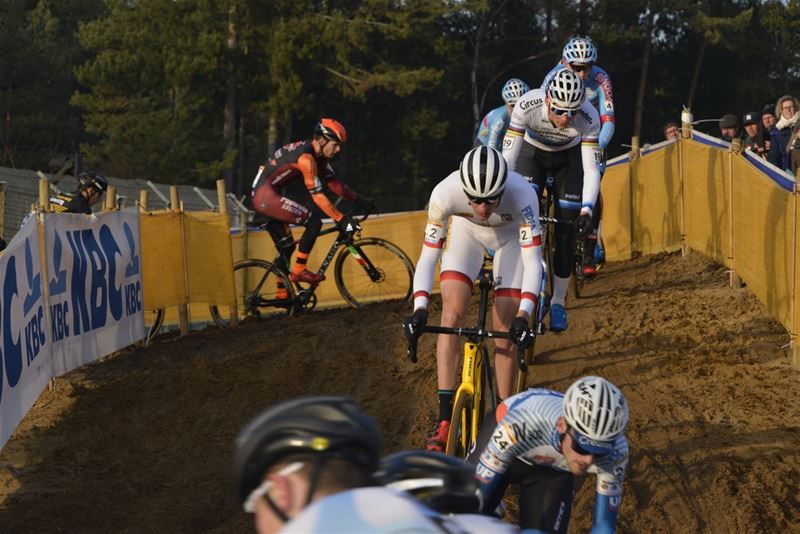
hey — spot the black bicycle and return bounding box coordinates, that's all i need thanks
[209,214,414,325]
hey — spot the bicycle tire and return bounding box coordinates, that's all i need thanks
[210,259,294,328]
[571,239,587,299]
[334,237,414,308]
[446,391,475,459]
[143,308,164,346]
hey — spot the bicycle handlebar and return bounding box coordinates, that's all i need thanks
[405,325,529,372]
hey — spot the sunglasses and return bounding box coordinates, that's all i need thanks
[570,63,593,73]
[550,106,576,118]
[467,194,502,205]
[568,429,609,457]
[243,461,305,513]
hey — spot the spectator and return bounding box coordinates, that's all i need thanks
[719,114,741,142]
[762,104,777,132]
[768,95,800,172]
[741,111,769,159]
[663,121,679,141]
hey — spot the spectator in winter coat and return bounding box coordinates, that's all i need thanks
[768,95,800,173]
[719,114,741,142]
[741,111,769,159]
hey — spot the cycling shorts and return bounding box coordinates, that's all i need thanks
[252,184,312,225]
[441,216,523,293]
[514,142,584,218]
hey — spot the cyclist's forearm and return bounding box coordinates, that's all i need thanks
[599,120,615,151]
[592,493,619,533]
[580,143,602,213]
[412,243,441,309]
[518,243,543,317]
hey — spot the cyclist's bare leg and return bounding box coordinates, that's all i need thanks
[492,295,521,399]
[436,278,473,390]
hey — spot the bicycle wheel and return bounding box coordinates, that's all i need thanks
[571,240,586,299]
[446,391,474,459]
[334,237,414,308]
[143,308,164,346]
[210,259,294,327]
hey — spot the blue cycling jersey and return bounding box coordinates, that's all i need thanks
[476,105,511,150]
[541,62,615,151]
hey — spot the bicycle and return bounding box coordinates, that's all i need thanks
[406,256,526,458]
[209,214,414,325]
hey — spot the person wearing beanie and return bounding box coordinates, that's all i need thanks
[719,113,741,142]
[742,111,769,159]
[768,95,800,172]
[762,104,777,132]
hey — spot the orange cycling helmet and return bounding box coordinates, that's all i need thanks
[314,118,347,143]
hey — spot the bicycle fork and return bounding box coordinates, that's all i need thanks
[447,342,483,455]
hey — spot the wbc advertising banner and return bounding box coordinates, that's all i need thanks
[44,208,145,376]
[0,217,53,450]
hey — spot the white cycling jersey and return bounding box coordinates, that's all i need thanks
[281,486,516,533]
[502,88,602,214]
[412,170,543,317]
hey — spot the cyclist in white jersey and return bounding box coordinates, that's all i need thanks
[232,396,456,533]
[468,376,629,533]
[502,68,601,333]
[540,36,615,275]
[402,146,543,452]
[376,450,518,533]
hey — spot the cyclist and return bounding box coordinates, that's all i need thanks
[468,376,629,534]
[250,118,374,286]
[475,78,531,150]
[376,450,518,532]
[232,395,455,533]
[541,36,614,275]
[50,170,109,214]
[403,145,543,452]
[503,68,602,333]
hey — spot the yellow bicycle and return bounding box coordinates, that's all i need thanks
[406,257,526,458]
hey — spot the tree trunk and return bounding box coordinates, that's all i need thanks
[267,115,278,156]
[687,40,707,110]
[223,3,238,193]
[633,4,655,139]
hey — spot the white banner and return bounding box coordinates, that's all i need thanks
[0,216,52,450]
[44,209,145,375]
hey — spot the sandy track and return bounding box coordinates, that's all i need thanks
[0,251,798,533]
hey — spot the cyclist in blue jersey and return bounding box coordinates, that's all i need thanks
[541,37,614,274]
[232,396,458,533]
[467,376,629,534]
[475,78,530,150]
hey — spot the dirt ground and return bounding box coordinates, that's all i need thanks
[1,250,799,533]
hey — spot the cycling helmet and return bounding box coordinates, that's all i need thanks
[375,451,481,514]
[459,146,507,199]
[78,170,108,192]
[563,37,598,65]
[314,118,347,143]
[232,396,381,503]
[547,69,585,111]
[563,376,628,446]
[501,78,530,105]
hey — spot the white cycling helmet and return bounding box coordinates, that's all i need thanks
[563,376,628,445]
[501,78,529,105]
[563,37,598,64]
[547,69,585,111]
[459,146,507,199]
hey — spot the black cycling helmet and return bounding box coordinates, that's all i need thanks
[375,450,481,514]
[232,396,382,503]
[78,170,109,192]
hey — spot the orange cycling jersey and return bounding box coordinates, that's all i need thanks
[251,140,356,222]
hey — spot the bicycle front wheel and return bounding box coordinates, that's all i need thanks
[571,244,586,299]
[334,238,414,308]
[210,259,294,328]
[446,391,474,458]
